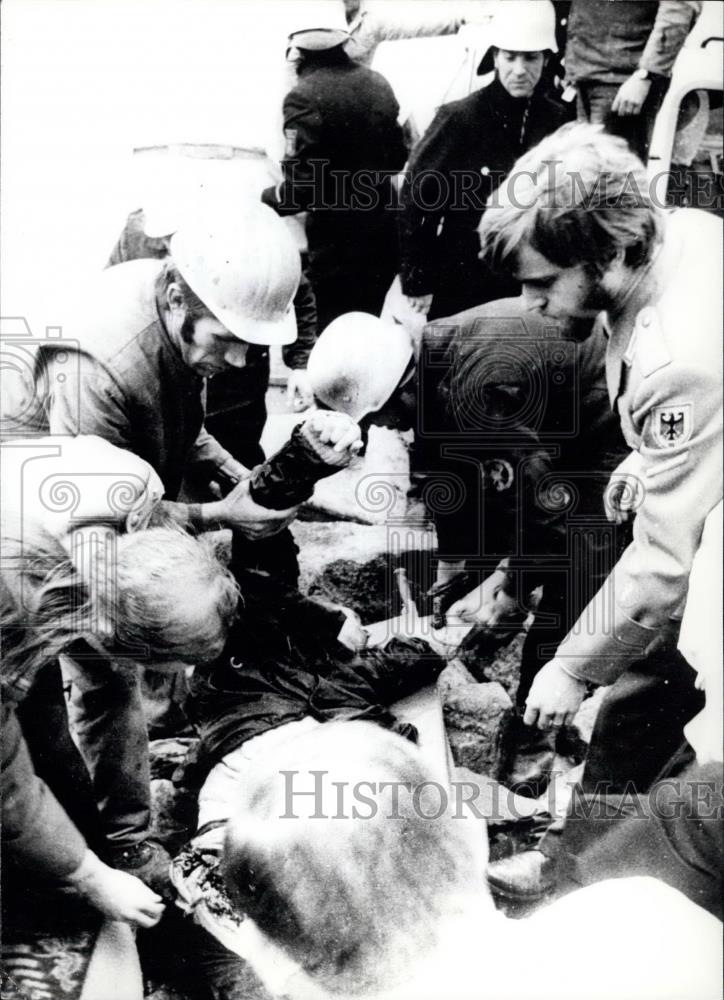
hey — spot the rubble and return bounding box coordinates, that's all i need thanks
[443,681,514,780]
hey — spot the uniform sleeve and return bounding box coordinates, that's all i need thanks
[282,267,318,369]
[46,351,133,448]
[557,361,722,683]
[261,89,325,217]
[398,105,460,297]
[639,2,701,77]
[1,702,87,879]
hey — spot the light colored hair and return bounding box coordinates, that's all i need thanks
[108,527,240,664]
[222,722,477,997]
[479,122,663,275]
[1,520,93,691]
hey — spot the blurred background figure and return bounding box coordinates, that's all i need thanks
[398,0,571,321]
[564,0,702,161]
[262,1,406,331]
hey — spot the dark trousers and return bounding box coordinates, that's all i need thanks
[542,649,706,871]
[558,757,723,920]
[312,264,396,332]
[16,662,107,857]
[576,78,670,163]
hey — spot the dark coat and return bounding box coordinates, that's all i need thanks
[399,78,572,318]
[262,50,407,282]
[182,570,443,784]
[413,298,630,591]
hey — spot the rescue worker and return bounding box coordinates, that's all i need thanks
[2,205,305,891]
[398,0,571,321]
[107,152,319,427]
[478,122,722,897]
[565,0,702,161]
[308,306,630,771]
[1,436,239,922]
[107,182,317,584]
[261,4,407,331]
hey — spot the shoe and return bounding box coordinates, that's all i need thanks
[486,850,556,900]
[109,839,173,900]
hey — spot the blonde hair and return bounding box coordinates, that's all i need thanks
[479,122,663,275]
[109,527,240,664]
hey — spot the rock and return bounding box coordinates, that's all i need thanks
[443,681,514,780]
[437,658,478,696]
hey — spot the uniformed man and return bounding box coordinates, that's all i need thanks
[398,0,572,321]
[261,4,407,331]
[478,122,721,897]
[307,305,631,737]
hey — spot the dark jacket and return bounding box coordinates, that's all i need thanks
[2,700,87,879]
[566,1,701,85]
[399,78,572,318]
[413,298,630,589]
[262,50,407,281]
[182,571,444,785]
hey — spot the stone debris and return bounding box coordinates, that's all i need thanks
[443,681,514,780]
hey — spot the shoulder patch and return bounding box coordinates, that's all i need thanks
[635,307,671,378]
[651,403,693,448]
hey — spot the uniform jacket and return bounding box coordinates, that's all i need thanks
[30,259,233,500]
[399,79,571,317]
[262,50,407,280]
[182,570,443,784]
[414,298,629,589]
[566,1,701,85]
[557,209,723,682]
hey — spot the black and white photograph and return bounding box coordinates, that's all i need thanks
[1,1,722,998]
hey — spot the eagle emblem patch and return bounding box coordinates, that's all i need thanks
[651,404,692,448]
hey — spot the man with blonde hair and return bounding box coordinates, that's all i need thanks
[2,205,309,890]
[478,122,722,897]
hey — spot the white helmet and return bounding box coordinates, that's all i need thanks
[308,313,413,420]
[287,0,349,51]
[479,0,558,73]
[169,204,300,346]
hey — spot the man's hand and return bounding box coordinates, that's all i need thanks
[218,477,298,539]
[287,369,315,412]
[523,659,587,730]
[611,75,651,116]
[64,850,165,928]
[300,410,363,466]
[406,293,433,315]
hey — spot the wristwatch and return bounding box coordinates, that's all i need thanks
[633,67,655,81]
